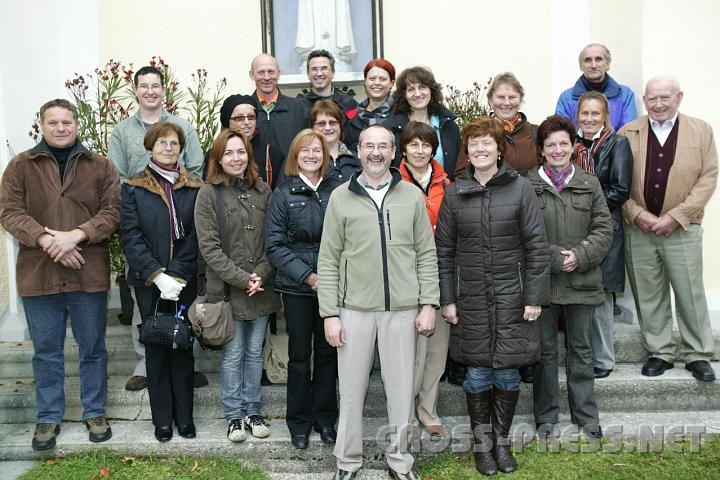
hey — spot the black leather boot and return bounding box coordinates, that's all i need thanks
[466,391,497,476]
[492,387,520,473]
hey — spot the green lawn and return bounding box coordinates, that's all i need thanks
[18,451,270,480]
[417,435,720,479]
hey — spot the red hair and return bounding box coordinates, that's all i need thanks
[363,58,396,81]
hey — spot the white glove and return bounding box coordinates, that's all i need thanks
[153,273,183,301]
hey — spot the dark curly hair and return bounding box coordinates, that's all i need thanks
[535,115,576,149]
[391,66,444,115]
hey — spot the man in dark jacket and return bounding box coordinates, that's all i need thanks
[297,49,357,114]
[0,99,120,450]
[249,53,308,155]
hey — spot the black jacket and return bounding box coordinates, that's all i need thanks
[579,133,632,292]
[265,174,343,296]
[298,89,358,114]
[331,144,362,183]
[435,163,550,368]
[120,167,203,305]
[251,91,308,155]
[385,106,461,180]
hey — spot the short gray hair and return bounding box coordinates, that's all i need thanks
[359,125,395,147]
[578,43,612,66]
[645,74,682,95]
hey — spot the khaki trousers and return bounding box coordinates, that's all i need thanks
[625,225,714,363]
[334,308,418,474]
[413,311,450,428]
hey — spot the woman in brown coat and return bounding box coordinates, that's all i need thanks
[435,116,549,476]
[194,129,281,443]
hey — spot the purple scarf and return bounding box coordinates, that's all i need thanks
[542,164,573,192]
[148,159,185,241]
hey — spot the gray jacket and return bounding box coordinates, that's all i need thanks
[108,110,204,180]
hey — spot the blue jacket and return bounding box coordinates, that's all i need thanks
[555,74,637,131]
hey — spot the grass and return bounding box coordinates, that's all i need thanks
[18,450,270,480]
[417,435,720,479]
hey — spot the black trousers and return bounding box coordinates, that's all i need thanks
[283,293,338,436]
[135,287,194,427]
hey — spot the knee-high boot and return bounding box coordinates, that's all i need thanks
[492,387,519,473]
[466,391,497,476]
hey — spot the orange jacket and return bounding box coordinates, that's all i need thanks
[399,158,450,233]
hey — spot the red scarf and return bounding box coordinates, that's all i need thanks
[574,128,614,173]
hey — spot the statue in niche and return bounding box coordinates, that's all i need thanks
[295,0,357,73]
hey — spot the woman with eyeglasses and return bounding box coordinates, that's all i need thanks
[266,129,343,449]
[121,121,203,442]
[386,66,461,179]
[310,100,361,182]
[204,95,285,189]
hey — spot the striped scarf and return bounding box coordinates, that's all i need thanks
[148,160,185,241]
[574,127,614,173]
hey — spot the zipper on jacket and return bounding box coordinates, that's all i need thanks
[342,259,348,307]
[517,261,524,292]
[386,209,392,240]
[456,265,461,298]
[377,200,391,311]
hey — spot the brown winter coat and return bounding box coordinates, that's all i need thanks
[0,140,120,296]
[194,175,281,319]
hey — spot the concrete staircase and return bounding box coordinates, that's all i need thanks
[1,310,720,477]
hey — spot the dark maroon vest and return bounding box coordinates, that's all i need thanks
[644,119,680,216]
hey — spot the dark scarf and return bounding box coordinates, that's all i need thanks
[357,96,392,125]
[543,164,574,192]
[574,127,614,174]
[148,159,185,241]
[581,75,609,93]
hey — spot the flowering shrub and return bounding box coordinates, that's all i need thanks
[444,79,493,130]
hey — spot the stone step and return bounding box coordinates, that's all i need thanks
[4,322,719,379]
[1,411,719,465]
[2,363,720,424]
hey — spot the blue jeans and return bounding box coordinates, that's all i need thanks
[464,367,521,393]
[22,291,108,423]
[220,316,269,420]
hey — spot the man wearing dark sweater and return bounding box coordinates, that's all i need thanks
[297,49,357,115]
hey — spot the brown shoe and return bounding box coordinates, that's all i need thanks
[32,423,60,451]
[193,371,209,388]
[85,416,112,443]
[426,424,444,437]
[125,375,147,391]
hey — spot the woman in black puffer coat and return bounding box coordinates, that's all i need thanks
[265,129,343,449]
[435,116,549,476]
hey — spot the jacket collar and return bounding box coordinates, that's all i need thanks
[29,138,91,162]
[252,89,290,112]
[348,167,403,195]
[208,173,270,193]
[455,161,518,195]
[399,158,449,186]
[124,165,203,194]
[527,166,593,195]
[571,73,621,99]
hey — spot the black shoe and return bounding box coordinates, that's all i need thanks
[594,367,612,379]
[332,468,356,479]
[125,375,147,391]
[613,304,622,316]
[641,357,674,377]
[154,425,173,442]
[193,371,209,388]
[177,423,196,438]
[291,434,309,449]
[581,424,603,440]
[261,370,272,386]
[316,425,337,444]
[536,422,559,441]
[519,365,534,383]
[685,360,716,381]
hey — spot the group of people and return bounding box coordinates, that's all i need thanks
[0,41,716,480]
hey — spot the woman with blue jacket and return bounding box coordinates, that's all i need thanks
[265,129,343,449]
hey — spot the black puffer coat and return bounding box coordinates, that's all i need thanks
[435,163,550,368]
[265,173,343,296]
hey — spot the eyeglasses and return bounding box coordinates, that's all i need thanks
[156,139,180,150]
[310,66,331,74]
[314,120,339,128]
[360,143,391,152]
[230,114,256,123]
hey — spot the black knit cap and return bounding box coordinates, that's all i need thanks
[220,94,258,128]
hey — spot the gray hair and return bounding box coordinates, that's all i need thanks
[359,125,395,147]
[645,74,682,95]
[578,43,612,66]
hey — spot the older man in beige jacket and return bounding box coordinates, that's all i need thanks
[620,74,718,381]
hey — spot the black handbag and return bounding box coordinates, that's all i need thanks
[139,299,194,351]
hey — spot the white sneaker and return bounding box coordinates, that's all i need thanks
[227,419,246,442]
[244,415,270,438]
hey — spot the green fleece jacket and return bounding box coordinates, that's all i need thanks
[108,109,204,180]
[318,169,440,317]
